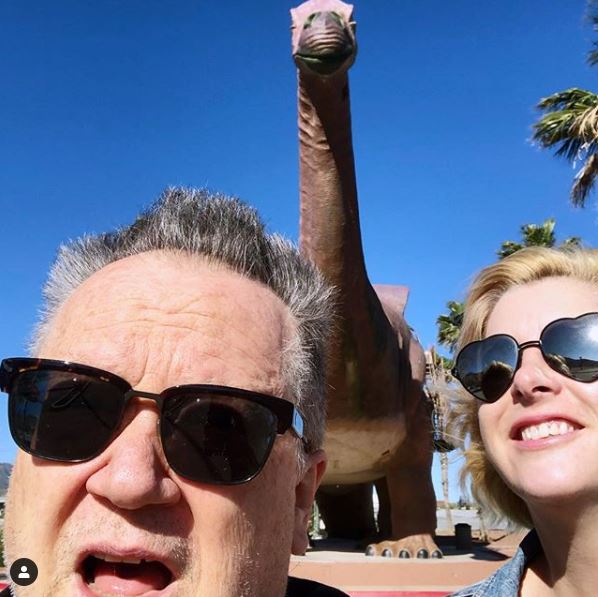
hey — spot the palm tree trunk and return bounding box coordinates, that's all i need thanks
[441,452,453,530]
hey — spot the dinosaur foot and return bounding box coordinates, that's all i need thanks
[365,534,442,559]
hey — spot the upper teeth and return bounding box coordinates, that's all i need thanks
[520,420,575,441]
[93,553,143,565]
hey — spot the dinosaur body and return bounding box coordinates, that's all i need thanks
[291,0,440,557]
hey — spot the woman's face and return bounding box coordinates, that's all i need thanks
[478,276,598,512]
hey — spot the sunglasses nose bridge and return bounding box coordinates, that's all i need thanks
[518,339,542,352]
[123,388,165,409]
[515,340,543,368]
[511,339,564,395]
[510,339,543,374]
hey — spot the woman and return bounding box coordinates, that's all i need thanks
[449,246,598,596]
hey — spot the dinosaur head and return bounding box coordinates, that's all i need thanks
[291,0,357,77]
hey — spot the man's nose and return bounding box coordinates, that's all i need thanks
[86,406,181,509]
[510,346,564,402]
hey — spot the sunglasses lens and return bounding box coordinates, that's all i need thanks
[161,392,278,484]
[542,313,598,382]
[8,369,124,460]
[456,336,518,402]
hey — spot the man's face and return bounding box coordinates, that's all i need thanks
[4,251,325,597]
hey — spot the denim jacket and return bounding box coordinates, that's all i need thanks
[450,530,540,597]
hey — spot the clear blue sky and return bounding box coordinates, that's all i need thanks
[1,0,597,500]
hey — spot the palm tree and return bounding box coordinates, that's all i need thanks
[532,2,598,207]
[532,90,598,207]
[424,348,454,525]
[589,0,598,67]
[436,300,464,352]
[497,218,581,259]
[437,219,582,346]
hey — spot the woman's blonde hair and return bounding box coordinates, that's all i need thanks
[452,246,598,527]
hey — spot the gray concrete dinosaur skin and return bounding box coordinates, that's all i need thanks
[291,0,441,558]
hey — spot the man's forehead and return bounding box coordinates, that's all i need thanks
[69,251,263,299]
[38,251,295,385]
[51,250,289,318]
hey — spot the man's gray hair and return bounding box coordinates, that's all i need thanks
[32,187,335,452]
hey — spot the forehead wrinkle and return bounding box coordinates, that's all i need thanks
[162,330,285,392]
[42,252,295,393]
[49,303,287,383]
[148,295,293,380]
[87,284,285,336]
[62,290,281,342]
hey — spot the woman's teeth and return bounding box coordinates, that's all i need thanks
[520,420,575,441]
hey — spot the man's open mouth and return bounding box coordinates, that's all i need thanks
[80,553,175,596]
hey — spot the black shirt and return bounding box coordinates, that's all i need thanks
[286,576,349,596]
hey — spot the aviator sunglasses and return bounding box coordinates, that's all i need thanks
[452,312,598,403]
[0,358,305,485]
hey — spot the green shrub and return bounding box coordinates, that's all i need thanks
[0,529,4,567]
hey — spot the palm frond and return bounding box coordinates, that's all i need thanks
[497,218,579,258]
[589,0,598,64]
[436,301,464,351]
[533,89,598,162]
[522,218,556,248]
[560,236,583,249]
[497,241,523,259]
[536,88,598,112]
[587,0,598,30]
[588,44,598,66]
[573,104,598,140]
[571,153,598,206]
[533,117,585,161]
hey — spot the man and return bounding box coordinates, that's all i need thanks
[1,188,347,596]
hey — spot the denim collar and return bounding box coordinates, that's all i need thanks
[451,529,540,597]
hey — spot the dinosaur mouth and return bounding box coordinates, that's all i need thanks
[294,11,356,77]
[294,50,354,75]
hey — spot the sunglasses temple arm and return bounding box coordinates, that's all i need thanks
[291,409,305,440]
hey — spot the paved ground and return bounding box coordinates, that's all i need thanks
[291,514,524,596]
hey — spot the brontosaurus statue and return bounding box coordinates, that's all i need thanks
[290,0,441,558]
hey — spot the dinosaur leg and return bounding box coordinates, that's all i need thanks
[366,396,441,558]
[317,483,377,540]
[374,477,392,538]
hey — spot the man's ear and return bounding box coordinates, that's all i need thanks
[291,449,327,555]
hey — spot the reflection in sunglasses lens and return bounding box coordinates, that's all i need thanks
[543,314,598,382]
[161,393,277,484]
[10,371,123,461]
[457,336,518,402]
[480,360,515,402]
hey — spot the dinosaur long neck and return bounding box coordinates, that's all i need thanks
[298,71,368,295]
